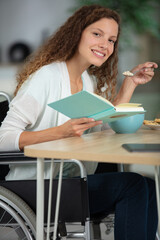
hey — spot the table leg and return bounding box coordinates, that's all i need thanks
[37,158,44,240]
[47,159,54,240]
[155,166,160,237]
[53,160,64,240]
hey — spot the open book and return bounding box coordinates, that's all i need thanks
[48,90,145,123]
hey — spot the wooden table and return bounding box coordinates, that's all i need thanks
[24,127,160,240]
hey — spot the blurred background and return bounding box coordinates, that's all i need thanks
[0,0,160,221]
[0,0,160,120]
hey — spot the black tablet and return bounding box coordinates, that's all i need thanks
[122,143,160,152]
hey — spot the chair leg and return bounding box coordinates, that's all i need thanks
[90,222,101,240]
[85,219,91,240]
[58,222,67,237]
[156,231,160,240]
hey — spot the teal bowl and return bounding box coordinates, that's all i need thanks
[108,114,145,134]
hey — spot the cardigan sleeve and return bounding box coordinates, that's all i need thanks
[0,64,60,152]
[0,93,41,151]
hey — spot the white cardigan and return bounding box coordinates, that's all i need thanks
[0,62,102,180]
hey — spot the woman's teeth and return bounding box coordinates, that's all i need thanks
[92,50,105,57]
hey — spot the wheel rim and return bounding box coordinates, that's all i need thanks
[0,200,34,240]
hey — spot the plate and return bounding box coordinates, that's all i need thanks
[143,124,160,130]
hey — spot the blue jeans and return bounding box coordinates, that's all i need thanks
[87,172,158,240]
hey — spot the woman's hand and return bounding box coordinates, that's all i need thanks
[130,62,158,86]
[58,118,102,138]
[114,61,158,105]
[19,118,102,150]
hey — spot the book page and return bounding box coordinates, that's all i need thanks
[116,103,142,108]
[115,106,145,112]
[92,93,142,108]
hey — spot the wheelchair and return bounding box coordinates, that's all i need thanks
[0,91,115,240]
[0,155,92,240]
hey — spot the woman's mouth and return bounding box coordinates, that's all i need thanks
[91,49,106,58]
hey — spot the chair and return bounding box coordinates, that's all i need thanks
[0,91,116,240]
[0,91,10,179]
[0,91,91,239]
[0,154,117,240]
[0,154,91,240]
[0,91,10,125]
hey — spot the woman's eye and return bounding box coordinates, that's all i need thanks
[93,32,101,37]
[109,39,115,44]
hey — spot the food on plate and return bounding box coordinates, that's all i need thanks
[143,119,160,126]
[155,118,160,123]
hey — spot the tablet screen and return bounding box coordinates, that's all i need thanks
[122,143,160,152]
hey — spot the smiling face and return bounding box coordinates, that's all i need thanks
[77,18,118,68]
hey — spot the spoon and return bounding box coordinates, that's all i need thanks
[123,67,154,77]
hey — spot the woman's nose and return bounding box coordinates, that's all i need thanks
[99,39,108,49]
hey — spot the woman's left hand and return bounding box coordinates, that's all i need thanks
[130,62,158,86]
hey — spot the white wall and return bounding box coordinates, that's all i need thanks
[0,0,75,62]
[0,1,159,100]
[0,65,18,98]
[0,0,75,97]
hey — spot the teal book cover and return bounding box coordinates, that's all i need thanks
[48,90,145,123]
[48,91,114,119]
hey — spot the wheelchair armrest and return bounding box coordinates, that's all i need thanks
[0,151,36,161]
[0,152,87,178]
[0,91,11,103]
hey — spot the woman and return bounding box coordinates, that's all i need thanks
[0,5,158,239]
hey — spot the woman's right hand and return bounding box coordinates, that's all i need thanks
[19,118,102,150]
[58,118,102,138]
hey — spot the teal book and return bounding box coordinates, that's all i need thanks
[48,90,145,123]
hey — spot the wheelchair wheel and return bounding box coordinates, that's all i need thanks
[0,186,36,240]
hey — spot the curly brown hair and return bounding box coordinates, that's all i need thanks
[14,5,121,101]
